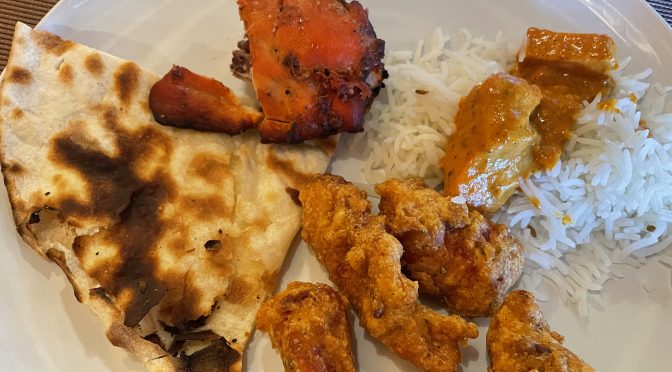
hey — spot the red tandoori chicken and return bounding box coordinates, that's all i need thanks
[487,290,595,372]
[256,282,356,372]
[149,65,263,135]
[237,0,386,143]
[376,177,525,318]
[150,0,385,144]
[300,174,478,372]
[442,28,616,214]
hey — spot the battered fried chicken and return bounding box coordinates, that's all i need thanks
[256,282,356,372]
[300,174,478,372]
[376,178,524,318]
[487,290,594,372]
[149,65,262,135]
[237,0,386,143]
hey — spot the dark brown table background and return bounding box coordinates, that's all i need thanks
[1,0,671,71]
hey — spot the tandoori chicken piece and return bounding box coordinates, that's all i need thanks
[441,73,542,215]
[376,178,525,318]
[487,290,595,372]
[149,65,262,135]
[256,282,356,372]
[237,0,386,143]
[300,174,478,372]
[512,28,616,170]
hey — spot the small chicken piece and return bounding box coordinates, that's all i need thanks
[520,27,617,74]
[376,178,524,318]
[238,0,386,143]
[487,290,595,372]
[441,73,542,215]
[149,65,262,135]
[256,282,356,372]
[300,174,478,372]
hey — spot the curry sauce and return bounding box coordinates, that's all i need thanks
[512,27,615,169]
[442,28,616,214]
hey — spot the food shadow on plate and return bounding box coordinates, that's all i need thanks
[58,284,144,371]
[331,132,374,163]
[36,25,172,74]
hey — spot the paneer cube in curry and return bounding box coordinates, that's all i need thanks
[442,28,617,215]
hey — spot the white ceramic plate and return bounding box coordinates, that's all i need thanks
[2,0,672,371]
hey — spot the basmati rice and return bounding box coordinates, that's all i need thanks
[357,28,672,316]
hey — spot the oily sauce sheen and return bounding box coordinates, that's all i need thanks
[442,28,616,214]
[511,61,612,169]
[512,28,616,170]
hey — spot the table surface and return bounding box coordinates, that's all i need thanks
[1,0,672,71]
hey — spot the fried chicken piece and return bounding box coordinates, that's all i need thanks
[300,174,478,372]
[237,0,386,143]
[376,178,524,318]
[256,282,356,372]
[149,65,262,135]
[487,290,594,372]
[441,73,542,216]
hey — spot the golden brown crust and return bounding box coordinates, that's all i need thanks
[487,290,594,372]
[300,174,478,372]
[376,177,525,317]
[257,282,356,372]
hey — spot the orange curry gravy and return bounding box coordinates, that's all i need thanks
[442,28,616,214]
[511,28,616,169]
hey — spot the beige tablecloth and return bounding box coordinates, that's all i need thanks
[1,0,672,71]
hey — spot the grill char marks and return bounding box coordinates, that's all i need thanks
[84,53,104,77]
[74,181,174,327]
[49,106,175,327]
[7,67,32,85]
[237,0,386,143]
[32,30,74,56]
[48,107,168,227]
[114,62,140,105]
[176,339,241,372]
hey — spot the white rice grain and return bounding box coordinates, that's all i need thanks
[357,29,672,316]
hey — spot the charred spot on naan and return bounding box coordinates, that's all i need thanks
[31,29,74,56]
[47,118,172,226]
[89,287,114,304]
[224,276,257,305]
[266,150,314,189]
[84,53,104,77]
[74,180,175,327]
[114,62,140,105]
[3,161,26,175]
[57,62,74,85]
[9,108,24,120]
[179,195,232,221]
[174,338,240,372]
[188,153,232,185]
[7,66,32,85]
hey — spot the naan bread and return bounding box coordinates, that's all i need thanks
[0,22,335,371]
